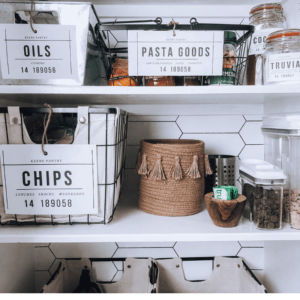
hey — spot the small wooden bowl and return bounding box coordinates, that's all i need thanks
[205,192,247,228]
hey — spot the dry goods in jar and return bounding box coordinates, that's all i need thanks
[283,188,290,222]
[145,76,175,86]
[253,186,282,229]
[247,3,286,85]
[290,190,300,228]
[175,76,201,86]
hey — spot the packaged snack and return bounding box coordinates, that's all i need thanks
[213,186,233,200]
[232,187,239,199]
[213,186,239,200]
[108,58,141,86]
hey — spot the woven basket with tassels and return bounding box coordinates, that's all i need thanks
[136,139,212,217]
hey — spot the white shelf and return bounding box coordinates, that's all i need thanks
[1,190,300,243]
[0,85,299,105]
[24,0,264,5]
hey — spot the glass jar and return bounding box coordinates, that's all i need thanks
[144,76,175,86]
[176,76,201,86]
[263,29,300,85]
[247,3,286,85]
[240,159,286,230]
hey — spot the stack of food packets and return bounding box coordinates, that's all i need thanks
[213,186,239,200]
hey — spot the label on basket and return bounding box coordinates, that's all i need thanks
[0,24,78,80]
[128,31,223,76]
[0,145,98,215]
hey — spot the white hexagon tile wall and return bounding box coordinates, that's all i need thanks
[34,114,265,292]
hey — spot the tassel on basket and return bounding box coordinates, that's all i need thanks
[185,155,201,179]
[150,154,166,183]
[205,154,213,176]
[168,156,183,180]
[136,149,142,173]
[138,154,149,176]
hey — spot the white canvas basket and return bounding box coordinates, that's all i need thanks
[0,106,128,224]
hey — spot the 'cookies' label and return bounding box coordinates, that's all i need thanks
[249,28,283,55]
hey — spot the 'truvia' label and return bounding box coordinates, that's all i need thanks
[267,52,300,82]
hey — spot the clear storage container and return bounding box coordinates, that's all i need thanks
[263,29,300,85]
[287,135,300,229]
[262,114,300,228]
[262,129,290,222]
[240,159,286,230]
[247,3,286,85]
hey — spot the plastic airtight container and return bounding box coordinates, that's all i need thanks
[240,159,286,230]
[262,114,300,228]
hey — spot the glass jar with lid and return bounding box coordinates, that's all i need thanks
[263,29,300,85]
[144,76,175,86]
[175,76,201,86]
[247,3,286,85]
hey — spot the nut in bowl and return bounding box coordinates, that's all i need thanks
[205,192,246,228]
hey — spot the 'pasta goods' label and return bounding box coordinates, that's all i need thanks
[267,52,300,82]
[249,28,283,55]
[128,30,223,76]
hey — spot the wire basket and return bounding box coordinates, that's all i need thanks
[95,17,255,85]
[0,107,128,226]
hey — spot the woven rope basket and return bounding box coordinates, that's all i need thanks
[137,139,211,217]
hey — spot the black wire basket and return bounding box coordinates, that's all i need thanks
[95,17,255,86]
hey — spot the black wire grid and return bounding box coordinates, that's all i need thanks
[0,107,128,226]
[46,256,267,293]
[95,17,255,86]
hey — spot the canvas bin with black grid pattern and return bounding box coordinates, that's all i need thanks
[0,106,128,225]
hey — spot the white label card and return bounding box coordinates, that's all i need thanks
[0,24,78,80]
[128,31,223,76]
[267,52,300,82]
[249,28,283,55]
[0,145,98,215]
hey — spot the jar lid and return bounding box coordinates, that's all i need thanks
[239,159,286,182]
[250,3,283,15]
[266,29,300,41]
[262,113,300,130]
